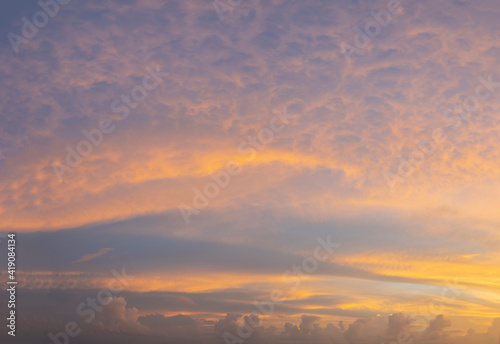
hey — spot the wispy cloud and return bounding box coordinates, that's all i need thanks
[73,247,113,263]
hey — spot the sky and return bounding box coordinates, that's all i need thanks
[0,0,500,343]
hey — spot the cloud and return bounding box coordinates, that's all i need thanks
[419,314,453,343]
[0,0,499,233]
[2,286,499,344]
[73,247,113,263]
[457,318,500,344]
[214,313,242,335]
[1,0,500,342]
[387,312,411,337]
[94,297,149,335]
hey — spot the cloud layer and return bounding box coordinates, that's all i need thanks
[1,0,500,342]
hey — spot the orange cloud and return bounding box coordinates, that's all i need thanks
[73,248,113,263]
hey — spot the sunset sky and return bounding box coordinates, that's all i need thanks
[1,0,500,343]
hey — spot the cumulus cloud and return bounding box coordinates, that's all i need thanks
[209,313,487,344]
[387,312,411,338]
[456,318,500,344]
[2,288,498,344]
[416,314,453,343]
[214,313,243,335]
[93,297,149,335]
[139,313,207,339]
